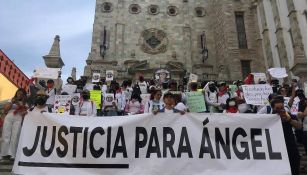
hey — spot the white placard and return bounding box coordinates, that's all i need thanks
[71,93,81,106]
[268,68,288,79]
[14,113,291,175]
[61,85,77,95]
[104,93,116,106]
[106,70,114,81]
[242,84,273,105]
[189,73,198,83]
[33,68,60,79]
[92,73,101,83]
[53,95,72,114]
[252,73,267,84]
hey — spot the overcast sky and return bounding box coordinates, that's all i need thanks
[0,0,96,81]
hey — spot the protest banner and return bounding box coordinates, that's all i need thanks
[268,68,288,79]
[104,93,116,106]
[92,73,101,83]
[14,113,291,175]
[242,84,273,105]
[90,90,102,110]
[106,70,114,81]
[61,85,77,95]
[186,92,206,112]
[71,93,81,106]
[33,67,60,79]
[53,95,72,114]
[252,73,267,84]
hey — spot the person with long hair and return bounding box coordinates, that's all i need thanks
[1,88,28,161]
[144,89,164,113]
[124,93,144,115]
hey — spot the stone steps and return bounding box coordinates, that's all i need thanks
[0,160,14,175]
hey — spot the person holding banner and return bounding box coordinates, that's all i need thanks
[1,88,28,161]
[124,93,144,115]
[271,98,301,175]
[144,89,164,113]
[45,79,57,113]
[154,92,185,115]
[223,98,239,113]
[203,81,220,113]
[29,90,49,113]
[217,82,234,112]
[75,90,97,116]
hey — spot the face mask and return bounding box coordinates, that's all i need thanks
[47,83,54,89]
[83,95,90,100]
[229,101,236,107]
[35,96,47,105]
[209,86,215,92]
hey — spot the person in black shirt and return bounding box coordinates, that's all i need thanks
[271,98,301,175]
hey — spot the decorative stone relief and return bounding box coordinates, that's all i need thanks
[195,7,206,17]
[148,5,159,15]
[101,2,113,13]
[129,4,141,14]
[140,28,168,54]
[167,6,179,16]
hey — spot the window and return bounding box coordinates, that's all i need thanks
[129,4,141,14]
[195,7,206,17]
[235,12,248,49]
[167,6,179,16]
[241,60,251,79]
[101,2,113,13]
[148,5,159,15]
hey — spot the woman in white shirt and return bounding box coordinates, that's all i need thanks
[75,90,97,116]
[144,90,164,113]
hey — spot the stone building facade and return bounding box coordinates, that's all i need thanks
[84,0,266,82]
[253,0,307,89]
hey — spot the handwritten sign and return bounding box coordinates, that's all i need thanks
[90,90,102,110]
[252,73,267,84]
[242,84,273,105]
[33,68,60,79]
[53,95,71,114]
[268,68,288,79]
[186,92,206,112]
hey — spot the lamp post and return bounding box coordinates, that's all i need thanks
[200,31,209,62]
[100,26,108,59]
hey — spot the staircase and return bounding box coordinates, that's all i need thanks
[0,160,14,175]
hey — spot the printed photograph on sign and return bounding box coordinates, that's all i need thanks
[92,73,101,83]
[104,93,116,106]
[53,95,72,114]
[71,93,81,106]
[106,70,114,81]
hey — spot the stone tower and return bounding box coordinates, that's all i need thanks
[43,35,65,69]
[84,0,265,82]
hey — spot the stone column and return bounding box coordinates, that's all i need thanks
[271,0,290,74]
[286,0,307,82]
[258,0,274,68]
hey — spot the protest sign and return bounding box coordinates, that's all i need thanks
[242,84,273,105]
[53,95,72,114]
[92,73,101,83]
[252,73,267,84]
[33,67,60,79]
[106,70,114,81]
[61,85,77,95]
[186,92,206,112]
[90,90,102,110]
[188,73,198,83]
[104,93,116,106]
[71,93,81,106]
[268,68,288,79]
[14,113,291,175]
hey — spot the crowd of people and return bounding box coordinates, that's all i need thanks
[0,74,307,175]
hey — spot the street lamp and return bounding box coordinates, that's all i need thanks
[200,31,209,62]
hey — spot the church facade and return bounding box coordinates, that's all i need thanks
[84,0,266,82]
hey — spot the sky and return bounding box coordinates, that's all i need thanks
[0,0,96,81]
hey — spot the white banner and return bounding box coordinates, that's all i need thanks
[13,113,291,175]
[242,84,273,105]
[33,68,60,79]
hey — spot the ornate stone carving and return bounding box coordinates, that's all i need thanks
[140,28,168,54]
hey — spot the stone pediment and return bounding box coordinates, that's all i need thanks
[166,61,186,72]
[128,60,149,74]
[90,60,118,66]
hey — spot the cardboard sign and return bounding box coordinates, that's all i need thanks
[92,73,101,83]
[186,92,206,112]
[61,85,77,95]
[242,84,273,105]
[33,68,60,79]
[14,113,291,175]
[189,73,198,83]
[268,68,288,79]
[53,95,71,114]
[90,90,102,110]
[106,70,114,81]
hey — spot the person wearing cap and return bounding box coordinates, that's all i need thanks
[203,81,220,113]
[75,90,97,116]
[45,79,57,113]
[29,90,49,113]
[154,92,185,115]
